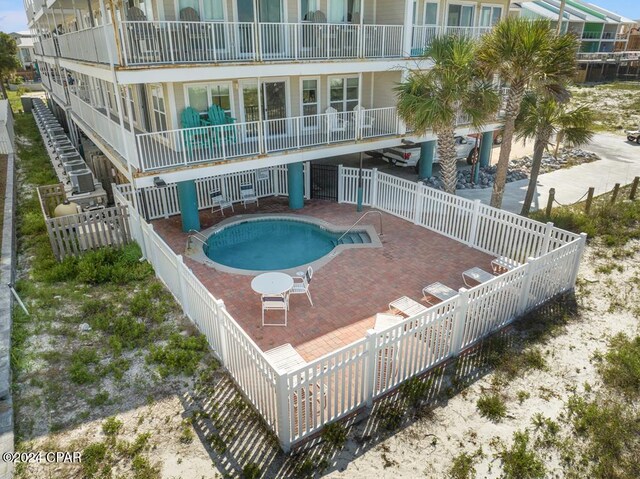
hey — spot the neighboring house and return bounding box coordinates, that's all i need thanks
[24,0,508,213]
[511,0,638,82]
[9,31,37,78]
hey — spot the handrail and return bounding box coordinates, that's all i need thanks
[186,229,209,251]
[337,210,383,242]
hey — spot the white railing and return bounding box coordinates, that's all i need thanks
[41,37,57,56]
[411,25,438,55]
[56,24,117,64]
[444,26,492,38]
[119,21,405,65]
[136,107,399,172]
[582,31,601,39]
[110,164,585,452]
[576,51,640,62]
[51,79,67,104]
[69,89,138,167]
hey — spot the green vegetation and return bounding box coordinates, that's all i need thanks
[476,393,507,422]
[321,422,348,451]
[597,334,640,397]
[497,430,545,479]
[242,463,261,479]
[147,332,209,377]
[449,451,479,479]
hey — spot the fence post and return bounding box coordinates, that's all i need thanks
[371,168,379,208]
[467,199,481,247]
[176,256,190,319]
[337,164,344,203]
[304,161,311,200]
[364,329,378,408]
[215,299,229,364]
[540,221,554,255]
[585,187,595,214]
[569,233,588,288]
[630,176,639,200]
[450,288,469,355]
[517,257,537,315]
[275,371,291,453]
[545,188,555,217]
[610,183,620,203]
[413,184,423,225]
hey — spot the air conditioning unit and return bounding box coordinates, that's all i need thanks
[55,145,76,158]
[46,126,65,135]
[63,158,86,174]
[69,169,96,194]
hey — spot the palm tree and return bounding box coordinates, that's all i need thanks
[515,91,595,216]
[396,34,500,194]
[477,17,580,208]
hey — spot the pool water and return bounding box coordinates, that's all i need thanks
[205,219,370,271]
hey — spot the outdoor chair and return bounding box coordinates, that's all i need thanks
[125,7,160,63]
[181,107,211,158]
[262,293,288,327]
[204,104,237,144]
[389,296,427,316]
[326,106,348,135]
[210,189,234,216]
[490,256,521,274]
[422,282,457,306]
[290,266,314,306]
[462,267,496,287]
[353,105,374,135]
[179,7,214,61]
[239,183,259,208]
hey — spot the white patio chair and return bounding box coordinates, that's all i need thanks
[210,189,234,216]
[353,105,374,134]
[240,182,259,208]
[262,292,288,327]
[290,266,314,306]
[326,106,347,135]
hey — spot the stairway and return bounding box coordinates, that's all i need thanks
[333,231,371,246]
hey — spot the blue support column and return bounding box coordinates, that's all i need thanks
[176,180,200,232]
[287,162,304,210]
[479,131,494,168]
[419,140,436,180]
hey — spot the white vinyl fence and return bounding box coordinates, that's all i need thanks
[111,166,585,451]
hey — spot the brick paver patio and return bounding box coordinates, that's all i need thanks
[152,197,495,361]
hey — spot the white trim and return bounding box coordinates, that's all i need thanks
[327,74,360,112]
[174,0,228,22]
[444,1,476,27]
[423,1,439,25]
[183,81,236,118]
[299,76,320,126]
[238,78,259,124]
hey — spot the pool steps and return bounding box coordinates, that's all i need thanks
[332,231,371,246]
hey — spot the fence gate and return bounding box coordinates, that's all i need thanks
[310,164,339,201]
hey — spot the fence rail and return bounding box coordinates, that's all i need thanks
[56,24,117,64]
[111,163,585,451]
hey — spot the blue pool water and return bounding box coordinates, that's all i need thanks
[205,219,370,271]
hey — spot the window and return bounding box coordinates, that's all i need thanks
[149,85,167,132]
[301,0,318,21]
[329,77,358,112]
[447,4,474,27]
[178,0,224,20]
[329,0,361,23]
[185,83,233,117]
[424,2,438,25]
[480,6,501,27]
[302,79,319,116]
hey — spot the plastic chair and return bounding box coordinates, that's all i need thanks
[262,293,288,326]
[204,104,237,144]
[240,183,259,208]
[326,106,347,134]
[210,189,234,215]
[290,266,314,306]
[181,107,211,158]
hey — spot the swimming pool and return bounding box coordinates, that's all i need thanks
[204,218,372,271]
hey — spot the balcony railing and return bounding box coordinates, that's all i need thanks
[69,89,139,167]
[411,25,492,56]
[136,107,399,172]
[56,24,118,64]
[582,31,601,39]
[120,21,405,65]
[51,79,67,104]
[576,51,640,62]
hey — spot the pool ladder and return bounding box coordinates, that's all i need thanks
[337,211,383,243]
[186,230,209,252]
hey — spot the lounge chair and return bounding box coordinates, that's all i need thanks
[181,107,211,158]
[240,182,259,208]
[210,189,233,215]
[125,7,159,62]
[353,105,374,135]
[462,267,496,287]
[491,256,521,274]
[422,282,457,306]
[290,266,313,306]
[203,104,237,144]
[389,296,427,316]
[326,106,348,135]
[262,292,288,327]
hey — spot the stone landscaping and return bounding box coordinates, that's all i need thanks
[422,148,601,190]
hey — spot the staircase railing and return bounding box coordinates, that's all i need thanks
[337,211,383,243]
[186,230,209,251]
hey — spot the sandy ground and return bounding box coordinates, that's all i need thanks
[322,240,640,478]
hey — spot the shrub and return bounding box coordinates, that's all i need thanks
[449,452,476,479]
[130,291,154,318]
[243,463,261,479]
[102,416,123,437]
[476,394,507,422]
[377,402,405,430]
[400,376,433,406]
[498,430,545,479]
[69,348,100,385]
[321,422,348,451]
[147,333,208,377]
[598,334,640,397]
[81,442,108,478]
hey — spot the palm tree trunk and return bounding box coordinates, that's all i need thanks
[521,130,551,216]
[437,126,458,194]
[490,86,524,209]
[553,130,564,159]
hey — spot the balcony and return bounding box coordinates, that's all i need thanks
[119,21,404,66]
[136,107,399,172]
[411,25,492,56]
[582,31,601,40]
[56,24,118,64]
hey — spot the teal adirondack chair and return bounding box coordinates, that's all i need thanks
[203,104,237,144]
[181,107,211,158]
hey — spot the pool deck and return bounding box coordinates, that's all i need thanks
[151,197,495,362]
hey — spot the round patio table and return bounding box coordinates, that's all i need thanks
[251,272,294,296]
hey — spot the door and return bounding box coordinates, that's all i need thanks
[237,0,255,55]
[310,164,339,200]
[263,80,288,137]
[256,0,285,57]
